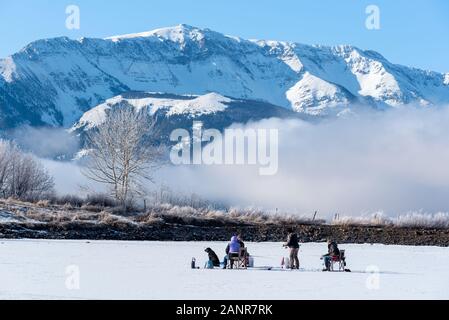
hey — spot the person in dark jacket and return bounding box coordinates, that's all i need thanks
[283,228,300,269]
[205,248,220,267]
[237,234,245,249]
[237,234,250,266]
[322,239,340,271]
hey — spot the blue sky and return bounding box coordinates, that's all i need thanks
[1,0,448,72]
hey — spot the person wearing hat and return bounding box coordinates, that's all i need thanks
[322,239,340,271]
[283,228,300,269]
[223,235,241,269]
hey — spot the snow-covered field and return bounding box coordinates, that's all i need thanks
[0,240,448,300]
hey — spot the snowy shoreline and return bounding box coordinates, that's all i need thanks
[1,220,449,247]
[1,199,449,246]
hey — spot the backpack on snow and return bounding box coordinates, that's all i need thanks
[205,260,214,269]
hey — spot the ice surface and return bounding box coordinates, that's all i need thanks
[0,240,447,300]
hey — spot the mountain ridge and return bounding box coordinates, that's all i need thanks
[1,24,449,129]
[70,91,304,148]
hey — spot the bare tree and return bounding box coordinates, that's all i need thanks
[0,140,11,197]
[10,153,55,199]
[82,106,162,210]
[0,140,55,200]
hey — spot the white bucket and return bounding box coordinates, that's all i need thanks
[282,257,290,269]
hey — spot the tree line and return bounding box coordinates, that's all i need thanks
[0,140,54,200]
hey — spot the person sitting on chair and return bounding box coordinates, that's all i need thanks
[204,248,220,268]
[223,236,241,269]
[322,239,340,271]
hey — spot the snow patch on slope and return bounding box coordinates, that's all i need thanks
[287,72,350,115]
[106,24,205,43]
[167,92,231,116]
[337,48,404,105]
[73,99,115,130]
[256,40,304,73]
[0,57,17,83]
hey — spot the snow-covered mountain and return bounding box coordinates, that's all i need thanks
[74,92,233,130]
[71,91,301,144]
[1,24,449,129]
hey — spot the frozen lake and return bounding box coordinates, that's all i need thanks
[0,240,448,299]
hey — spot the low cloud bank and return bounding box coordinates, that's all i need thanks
[40,106,449,219]
[10,126,79,159]
[155,106,449,218]
[41,159,104,196]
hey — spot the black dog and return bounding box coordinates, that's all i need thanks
[204,248,220,267]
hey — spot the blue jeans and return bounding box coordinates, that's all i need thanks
[223,253,239,269]
[323,255,332,270]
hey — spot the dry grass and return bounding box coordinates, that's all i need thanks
[138,204,320,226]
[331,212,392,227]
[332,211,449,229]
[36,200,51,208]
[2,198,449,230]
